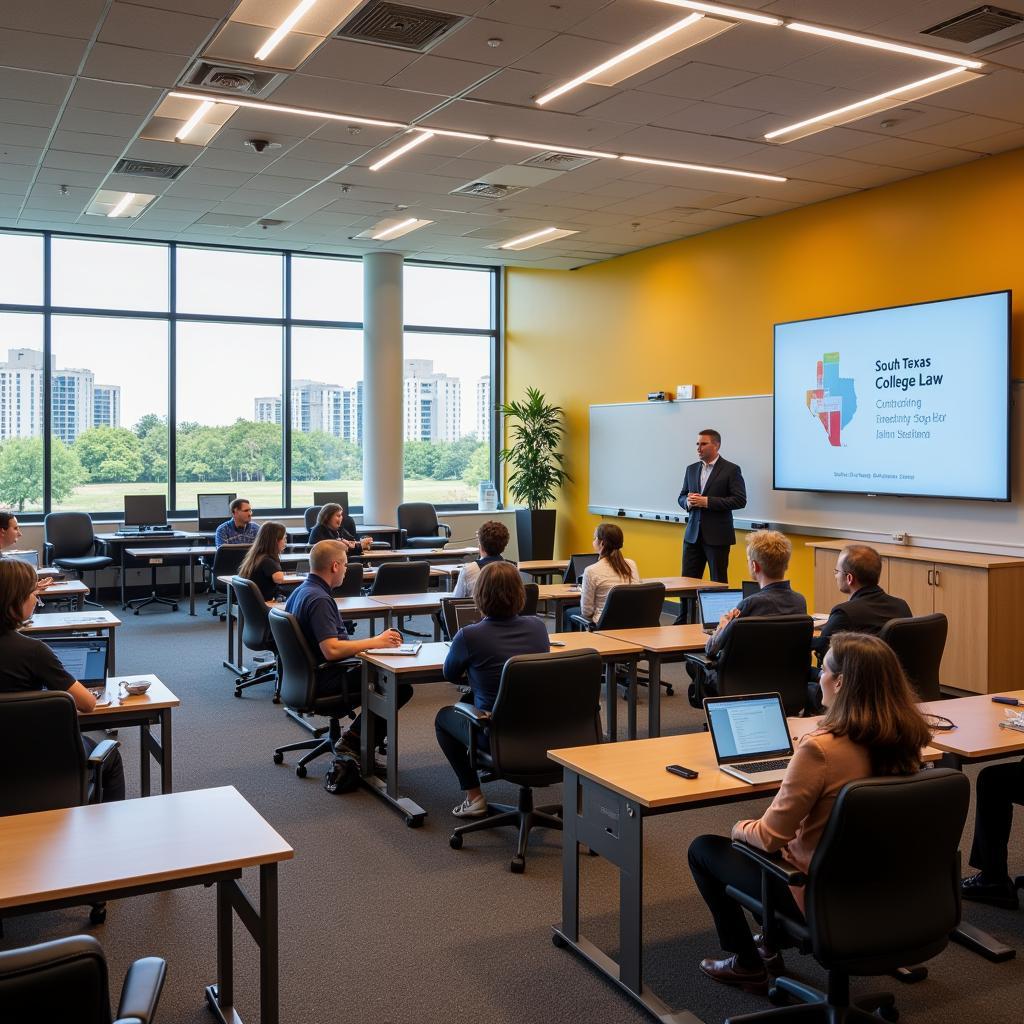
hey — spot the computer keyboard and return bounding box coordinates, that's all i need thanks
[735,758,791,773]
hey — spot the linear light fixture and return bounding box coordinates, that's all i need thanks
[424,127,490,141]
[787,22,984,69]
[651,0,783,27]
[493,138,619,160]
[175,99,215,141]
[372,218,432,240]
[621,154,786,182]
[370,131,434,171]
[493,227,579,251]
[167,91,406,130]
[107,193,137,218]
[765,67,979,142]
[255,0,320,61]
[536,14,733,106]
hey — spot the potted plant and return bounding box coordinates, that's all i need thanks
[497,387,571,560]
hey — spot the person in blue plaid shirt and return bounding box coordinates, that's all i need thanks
[215,498,259,547]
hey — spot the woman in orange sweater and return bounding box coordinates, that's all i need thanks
[687,632,932,993]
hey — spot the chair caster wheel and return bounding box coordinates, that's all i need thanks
[272,694,281,704]
[133,610,140,616]
[449,833,463,850]
[273,751,284,764]
[89,904,107,925]
[510,856,525,874]
[234,689,242,698]
[405,814,424,828]
[665,686,674,696]
[296,764,307,778]
[552,933,568,949]
[768,987,787,1006]
[172,605,178,612]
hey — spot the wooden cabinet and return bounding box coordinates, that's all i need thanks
[809,541,1024,694]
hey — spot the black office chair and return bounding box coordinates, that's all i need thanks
[304,505,322,533]
[367,560,431,636]
[0,934,166,1024]
[268,608,357,778]
[685,614,814,716]
[449,649,603,873]
[206,544,250,618]
[724,768,969,1024]
[229,576,280,700]
[0,691,120,926]
[563,553,599,584]
[879,613,947,701]
[44,512,113,610]
[522,581,539,617]
[397,502,451,548]
[335,561,364,597]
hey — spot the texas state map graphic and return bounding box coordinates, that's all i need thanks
[805,352,857,447]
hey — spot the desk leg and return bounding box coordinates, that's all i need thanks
[120,547,127,610]
[223,587,247,677]
[215,878,234,1011]
[604,663,617,742]
[618,798,644,994]
[648,654,662,739]
[139,723,151,796]
[626,658,638,741]
[560,769,581,941]
[108,628,116,675]
[160,707,172,794]
[188,554,197,616]
[259,863,280,1024]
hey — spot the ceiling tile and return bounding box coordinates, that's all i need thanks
[98,2,219,55]
[432,18,556,66]
[296,38,419,83]
[578,90,693,125]
[0,123,51,148]
[481,0,611,33]
[0,1,106,40]
[653,100,765,133]
[0,68,71,105]
[906,112,1024,146]
[0,144,43,168]
[0,30,89,75]
[385,55,497,96]
[638,61,758,101]
[57,106,146,137]
[82,42,193,87]
[268,75,437,122]
[68,78,162,115]
[49,129,132,156]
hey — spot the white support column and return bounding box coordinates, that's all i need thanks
[362,251,404,525]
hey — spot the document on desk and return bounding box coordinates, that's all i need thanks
[367,643,423,656]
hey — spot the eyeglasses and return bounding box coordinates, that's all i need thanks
[833,567,850,576]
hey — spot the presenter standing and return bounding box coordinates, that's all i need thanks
[679,429,746,583]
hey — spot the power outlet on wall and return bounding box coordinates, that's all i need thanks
[891,532,907,543]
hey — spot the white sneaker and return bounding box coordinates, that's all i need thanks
[452,794,487,818]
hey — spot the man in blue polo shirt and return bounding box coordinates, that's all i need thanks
[215,498,259,547]
[286,539,411,755]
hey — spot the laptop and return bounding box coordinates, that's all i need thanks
[697,588,744,633]
[452,604,483,632]
[42,637,109,686]
[5,549,39,567]
[704,692,795,784]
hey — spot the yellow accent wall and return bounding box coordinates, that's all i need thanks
[505,146,1024,608]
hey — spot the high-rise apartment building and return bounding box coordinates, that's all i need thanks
[0,348,46,440]
[254,379,362,445]
[403,359,461,443]
[93,384,121,429]
[475,376,490,443]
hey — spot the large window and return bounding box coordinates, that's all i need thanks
[0,229,498,518]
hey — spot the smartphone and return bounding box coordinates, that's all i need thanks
[550,640,566,647]
[665,764,699,780]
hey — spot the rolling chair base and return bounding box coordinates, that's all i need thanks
[725,975,898,1023]
[127,592,178,614]
[273,718,341,778]
[234,660,278,699]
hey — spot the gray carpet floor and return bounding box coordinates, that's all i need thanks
[3,598,1024,1024]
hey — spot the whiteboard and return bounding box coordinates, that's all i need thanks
[588,386,1024,556]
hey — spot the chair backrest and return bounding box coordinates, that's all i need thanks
[369,560,430,595]
[396,502,439,537]
[230,575,274,652]
[879,614,947,701]
[213,544,251,593]
[267,608,319,711]
[43,512,95,560]
[490,650,603,783]
[0,691,87,815]
[716,614,814,715]
[594,582,666,630]
[522,581,539,617]
[335,561,363,597]
[806,768,969,974]
[304,505,321,531]
[0,934,113,1024]
[563,552,599,584]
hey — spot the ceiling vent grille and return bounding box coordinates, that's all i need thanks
[337,2,463,52]
[450,181,527,199]
[181,60,283,97]
[113,158,188,180]
[922,5,1024,44]
[519,151,598,172]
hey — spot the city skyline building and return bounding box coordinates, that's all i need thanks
[403,359,461,443]
[476,375,490,443]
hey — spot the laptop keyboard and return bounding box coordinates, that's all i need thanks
[735,758,791,773]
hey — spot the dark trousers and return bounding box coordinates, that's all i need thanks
[316,662,413,738]
[561,604,582,631]
[968,758,1024,879]
[435,703,488,791]
[683,538,731,583]
[82,733,126,802]
[688,834,803,955]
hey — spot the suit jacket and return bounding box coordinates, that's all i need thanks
[811,585,912,658]
[678,456,747,545]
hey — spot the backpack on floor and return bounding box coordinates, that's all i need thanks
[323,754,360,794]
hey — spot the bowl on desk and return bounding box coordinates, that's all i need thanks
[121,680,151,696]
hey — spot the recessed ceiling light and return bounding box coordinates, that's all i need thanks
[108,193,137,218]
[167,91,406,130]
[536,14,734,106]
[86,190,156,219]
[620,155,786,182]
[175,99,215,142]
[422,127,489,141]
[650,0,783,27]
[491,227,579,251]
[765,68,979,142]
[372,217,432,240]
[255,0,321,61]
[493,138,618,160]
[786,22,984,69]
[370,131,435,171]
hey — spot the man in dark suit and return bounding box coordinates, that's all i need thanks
[678,428,747,583]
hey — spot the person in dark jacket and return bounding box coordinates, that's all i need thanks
[308,502,371,556]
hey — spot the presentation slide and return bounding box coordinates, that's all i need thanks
[774,292,1010,500]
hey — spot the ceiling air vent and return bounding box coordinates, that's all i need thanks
[519,151,598,172]
[450,181,527,199]
[181,60,283,97]
[113,158,188,180]
[922,6,1024,48]
[337,2,463,52]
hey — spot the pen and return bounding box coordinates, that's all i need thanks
[992,696,1021,706]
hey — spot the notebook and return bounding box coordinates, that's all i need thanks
[704,692,795,785]
[697,588,744,633]
[366,642,423,656]
[42,637,109,686]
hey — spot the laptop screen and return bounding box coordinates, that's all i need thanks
[704,693,793,764]
[697,588,744,628]
[453,604,483,632]
[5,549,39,567]
[43,637,109,686]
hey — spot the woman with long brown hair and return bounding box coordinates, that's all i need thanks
[238,522,287,605]
[573,522,639,628]
[687,631,933,993]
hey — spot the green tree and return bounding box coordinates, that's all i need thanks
[461,444,491,488]
[0,437,83,511]
[134,414,168,482]
[434,436,479,479]
[226,419,281,482]
[75,427,143,483]
[404,441,438,479]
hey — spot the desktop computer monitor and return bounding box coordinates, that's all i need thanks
[123,494,167,528]
[197,492,236,533]
[313,491,349,511]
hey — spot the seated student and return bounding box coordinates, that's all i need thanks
[961,761,1024,909]
[285,540,410,757]
[563,523,640,630]
[435,561,550,818]
[688,529,807,699]
[308,502,371,555]
[0,559,125,802]
[0,511,53,597]
[452,520,509,599]
[687,632,931,992]
[238,522,288,606]
[215,498,259,547]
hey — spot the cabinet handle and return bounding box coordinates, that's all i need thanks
[934,568,941,587]
[927,569,934,586]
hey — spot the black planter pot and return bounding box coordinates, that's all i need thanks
[515,508,556,561]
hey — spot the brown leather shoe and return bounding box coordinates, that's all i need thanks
[752,933,786,975]
[699,954,769,993]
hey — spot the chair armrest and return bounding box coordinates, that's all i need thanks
[44,541,55,565]
[452,703,490,727]
[440,523,452,539]
[398,529,408,548]
[87,738,120,769]
[731,841,806,887]
[115,955,167,1024]
[568,614,594,631]
[682,651,713,666]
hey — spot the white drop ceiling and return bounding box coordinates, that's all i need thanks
[1,0,1024,269]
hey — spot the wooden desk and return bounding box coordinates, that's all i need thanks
[80,674,178,795]
[920,689,1024,763]
[549,725,941,1024]
[537,583,582,626]
[0,786,292,1024]
[361,545,477,565]
[519,559,569,583]
[366,592,443,638]
[22,609,122,673]
[39,578,89,611]
[642,576,728,623]
[97,531,202,610]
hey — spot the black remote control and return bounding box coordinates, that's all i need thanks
[666,764,699,779]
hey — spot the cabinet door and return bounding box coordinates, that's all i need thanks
[813,549,840,613]
[932,564,988,693]
[887,559,934,616]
